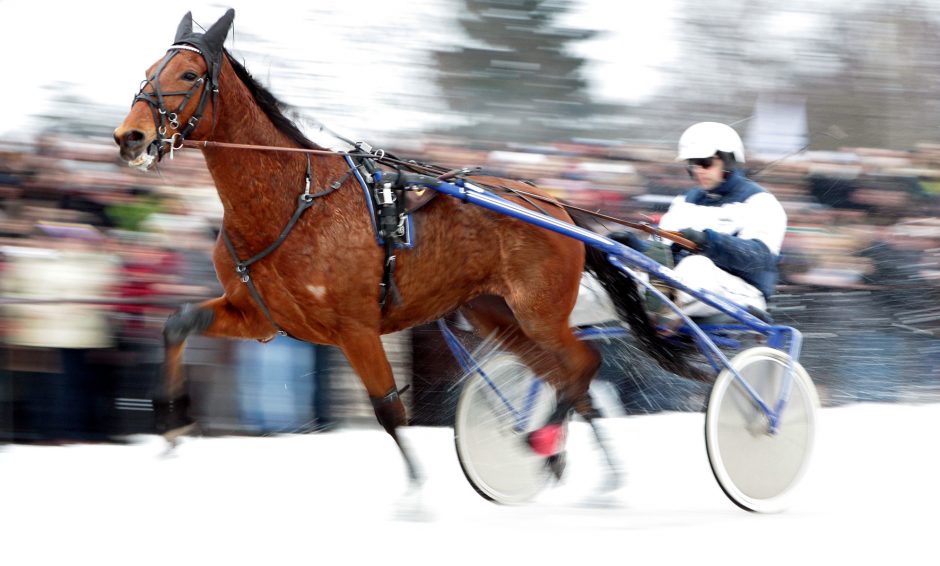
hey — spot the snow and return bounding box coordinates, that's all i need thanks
[1,402,937,565]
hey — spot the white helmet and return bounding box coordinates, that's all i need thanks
[676,122,745,163]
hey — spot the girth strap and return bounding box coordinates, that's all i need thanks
[379,240,403,312]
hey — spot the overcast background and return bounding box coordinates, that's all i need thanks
[4,0,940,149]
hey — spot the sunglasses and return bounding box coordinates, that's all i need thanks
[687,157,716,169]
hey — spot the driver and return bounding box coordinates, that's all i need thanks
[612,121,787,324]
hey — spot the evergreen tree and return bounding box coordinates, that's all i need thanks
[434,0,606,143]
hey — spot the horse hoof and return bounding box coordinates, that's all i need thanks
[546,452,567,480]
[598,468,622,493]
[163,422,197,443]
[392,478,432,522]
[159,422,198,457]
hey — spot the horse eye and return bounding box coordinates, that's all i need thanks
[181,71,199,82]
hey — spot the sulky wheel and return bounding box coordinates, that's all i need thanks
[705,346,820,513]
[454,353,563,504]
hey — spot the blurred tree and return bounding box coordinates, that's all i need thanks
[434,0,616,143]
[795,1,940,149]
[629,0,799,144]
[633,0,940,150]
[35,82,126,139]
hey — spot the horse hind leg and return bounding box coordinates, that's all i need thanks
[462,296,622,487]
[511,307,625,488]
[462,295,601,409]
[460,296,600,443]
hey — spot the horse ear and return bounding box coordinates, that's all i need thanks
[174,12,193,42]
[203,8,235,53]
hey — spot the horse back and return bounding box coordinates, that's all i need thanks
[378,176,584,332]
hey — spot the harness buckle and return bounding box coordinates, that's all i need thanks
[377,183,396,205]
[393,215,407,238]
[235,264,250,283]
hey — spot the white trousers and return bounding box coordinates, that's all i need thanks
[569,255,766,326]
[668,254,766,318]
[569,272,619,327]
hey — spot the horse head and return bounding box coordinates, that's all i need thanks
[113,9,234,170]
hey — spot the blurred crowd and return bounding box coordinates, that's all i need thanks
[417,136,940,292]
[0,135,336,442]
[1,132,939,443]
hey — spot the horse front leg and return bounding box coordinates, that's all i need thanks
[337,329,422,486]
[158,296,268,445]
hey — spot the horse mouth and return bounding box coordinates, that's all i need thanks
[123,142,159,171]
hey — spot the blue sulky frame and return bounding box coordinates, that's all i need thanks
[377,172,803,435]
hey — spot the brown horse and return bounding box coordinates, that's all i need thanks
[113,9,685,483]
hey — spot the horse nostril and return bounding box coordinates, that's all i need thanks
[119,129,146,149]
[127,130,145,146]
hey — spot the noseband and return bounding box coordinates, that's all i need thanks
[133,44,218,160]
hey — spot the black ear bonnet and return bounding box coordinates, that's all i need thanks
[172,8,235,88]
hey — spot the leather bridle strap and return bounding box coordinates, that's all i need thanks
[133,44,215,158]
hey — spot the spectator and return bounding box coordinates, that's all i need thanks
[1,223,120,441]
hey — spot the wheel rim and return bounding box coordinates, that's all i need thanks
[706,347,819,512]
[455,354,558,504]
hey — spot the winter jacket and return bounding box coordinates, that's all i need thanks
[658,170,787,299]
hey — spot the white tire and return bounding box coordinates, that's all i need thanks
[705,347,820,513]
[454,354,561,504]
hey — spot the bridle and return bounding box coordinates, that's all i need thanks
[132,43,218,161]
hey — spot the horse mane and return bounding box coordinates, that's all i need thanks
[223,49,323,150]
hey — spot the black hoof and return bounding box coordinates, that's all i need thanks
[547,452,567,481]
[153,394,194,436]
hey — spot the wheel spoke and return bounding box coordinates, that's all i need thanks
[705,347,819,513]
[454,353,562,504]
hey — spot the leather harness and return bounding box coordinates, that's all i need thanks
[219,149,427,338]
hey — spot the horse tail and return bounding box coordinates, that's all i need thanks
[568,211,707,381]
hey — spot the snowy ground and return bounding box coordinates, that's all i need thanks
[1,402,937,565]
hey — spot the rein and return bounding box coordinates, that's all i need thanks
[480,186,698,250]
[181,139,697,249]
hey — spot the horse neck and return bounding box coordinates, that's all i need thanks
[199,62,346,245]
